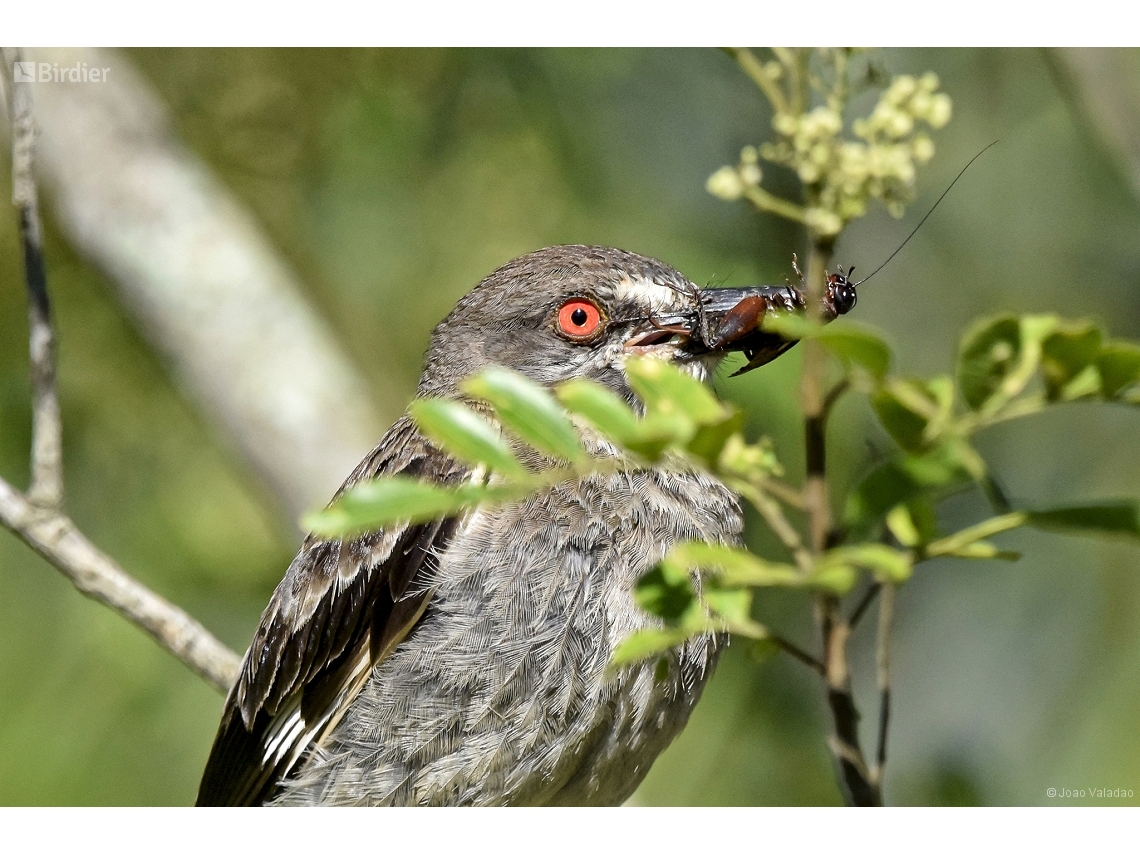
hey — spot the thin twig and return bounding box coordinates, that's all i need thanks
[873,583,896,783]
[741,184,809,225]
[732,481,814,573]
[769,632,825,675]
[0,47,240,694]
[728,47,788,115]
[761,476,806,511]
[848,582,881,628]
[822,378,851,419]
[3,48,62,509]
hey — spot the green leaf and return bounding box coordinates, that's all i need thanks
[822,543,913,584]
[1026,502,1140,539]
[410,398,527,478]
[610,627,694,667]
[844,441,981,531]
[845,461,924,529]
[717,433,783,480]
[885,504,921,547]
[686,410,745,468]
[762,315,892,380]
[556,379,640,437]
[1041,321,1102,401]
[872,379,940,452]
[807,563,859,595]
[957,314,1021,410]
[667,541,802,587]
[624,355,727,427]
[762,312,819,340]
[555,379,680,460]
[703,586,765,636]
[634,561,697,621]
[817,324,892,380]
[925,512,1028,559]
[305,476,485,536]
[943,541,1021,561]
[1097,342,1140,400]
[903,437,987,485]
[462,367,585,463]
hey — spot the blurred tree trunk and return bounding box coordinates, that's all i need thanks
[9,47,391,530]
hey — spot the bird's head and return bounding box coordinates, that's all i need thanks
[418,245,816,399]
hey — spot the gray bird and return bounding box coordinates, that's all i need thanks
[196,245,850,806]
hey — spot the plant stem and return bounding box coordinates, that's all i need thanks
[729,48,788,115]
[873,583,896,784]
[803,241,880,806]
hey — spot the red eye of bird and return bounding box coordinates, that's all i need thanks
[557,298,603,340]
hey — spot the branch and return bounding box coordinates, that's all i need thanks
[0,478,240,692]
[1,47,240,695]
[3,47,62,509]
[802,242,880,806]
[872,583,896,784]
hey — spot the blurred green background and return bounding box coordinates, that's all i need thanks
[1,48,1138,806]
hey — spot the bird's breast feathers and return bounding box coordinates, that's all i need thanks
[270,467,741,806]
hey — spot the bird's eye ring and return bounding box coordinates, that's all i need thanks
[557,298,604,342]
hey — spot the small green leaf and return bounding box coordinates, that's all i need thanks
[717,433,783,480]
[872,379,940,452]
[760,315,891,380]
[703,586,755,627]
[845,461,924,530]
[817,324,892,381]
[611,627,694,667]
[410,398,527,478]
[925,512,1028,559]
[624,355,727,426]
[762,312,819,340]
[957,314,1021,410]
[1041,321,1102,401]
[462,367,585,463]
[1097,342,1140,400]
[305,476,484,536]
[1026,502,1140,539]
[556,379,640,437]
[634,561,697,621]
[886,504,921,547]
[845,442,980,532]
[903,437,987,485]
[823,543,913,584]
[556,379,680,459]
[668,541,802,587]
[686,410,745,468]
[807,563,859,595]
[942,541,1021,561]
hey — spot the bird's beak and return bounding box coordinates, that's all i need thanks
[623,285,806,375]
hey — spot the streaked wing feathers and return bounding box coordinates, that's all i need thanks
[196,416,467,806]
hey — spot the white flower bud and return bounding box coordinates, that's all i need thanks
[706,166,745,200]
[928,93,952,128]
[740,162,762,186]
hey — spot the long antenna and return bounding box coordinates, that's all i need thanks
[854,140,999,287]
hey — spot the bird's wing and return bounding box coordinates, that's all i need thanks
[196,415,468,806]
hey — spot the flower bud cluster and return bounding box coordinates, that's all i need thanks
[708,69,952,238]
